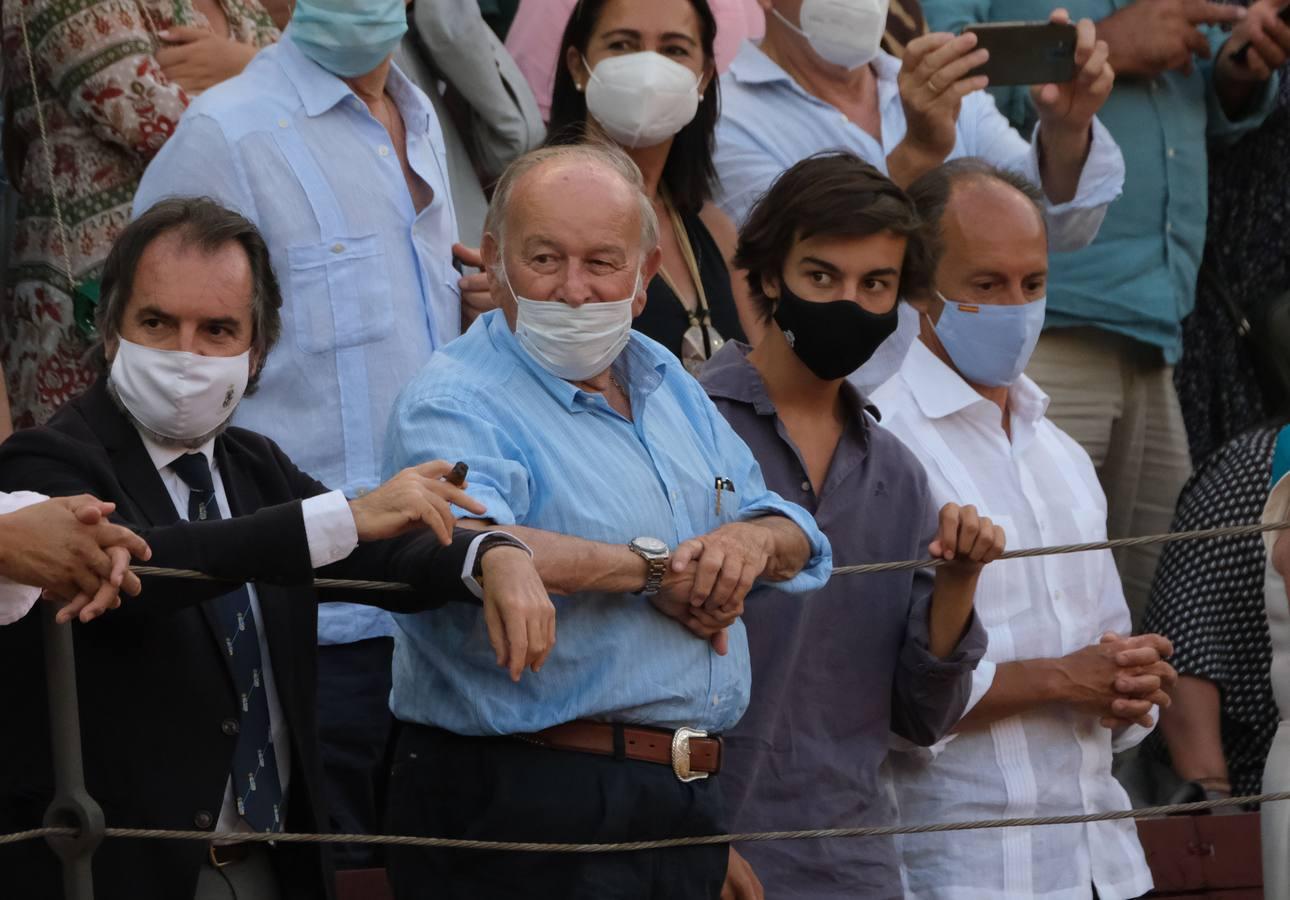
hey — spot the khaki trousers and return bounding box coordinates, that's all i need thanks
[1026,328,1192,625]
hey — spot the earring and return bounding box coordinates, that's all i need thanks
[575,82,584,92]
[699,93,705,100]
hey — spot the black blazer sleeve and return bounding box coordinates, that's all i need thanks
[252,436,481,612]
[0,414,481,616]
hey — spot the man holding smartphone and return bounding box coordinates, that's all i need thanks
[922,0,1289,625]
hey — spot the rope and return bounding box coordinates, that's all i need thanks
[16,4,78,298]
[129,519,1290,592]
[4,792,1288,853]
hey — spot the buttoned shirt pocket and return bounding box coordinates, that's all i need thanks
[970,513,1029,627]
[287,234,393,353]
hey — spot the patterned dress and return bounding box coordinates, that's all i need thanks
[1,0,277,427]
[1142,425,1282,798]
[1175,1,1290,465]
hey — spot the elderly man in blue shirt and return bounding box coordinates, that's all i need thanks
[381,141,831,900]
[923,0,1287,620]
[131,0,505,868]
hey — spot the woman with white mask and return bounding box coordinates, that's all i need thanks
[545,0,758,374]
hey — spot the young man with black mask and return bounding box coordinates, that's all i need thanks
[699,152,1004,900]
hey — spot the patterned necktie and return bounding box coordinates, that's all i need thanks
[170,453,284,833]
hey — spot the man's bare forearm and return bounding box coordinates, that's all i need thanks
[953,658,1064,732]
[1158,675,1228,783]
[1036,123,1092,205]
[752,514,812,581]
[460,519,648,595]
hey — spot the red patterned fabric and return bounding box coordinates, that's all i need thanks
[1,0,277,427]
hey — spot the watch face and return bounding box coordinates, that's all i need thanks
[633,537,668,556]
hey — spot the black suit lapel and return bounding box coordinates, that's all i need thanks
[81,380,181,528]
[84,380,238,691]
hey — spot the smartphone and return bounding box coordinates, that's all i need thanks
[961,21,1078,86]
[1231,3,1290,65]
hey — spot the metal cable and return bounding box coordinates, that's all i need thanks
[4,792,1288,852]
[129,519,1290,592]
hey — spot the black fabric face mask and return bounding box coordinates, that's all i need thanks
[772,282,899,381]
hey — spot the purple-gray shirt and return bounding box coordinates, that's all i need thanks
[701,343,986,899]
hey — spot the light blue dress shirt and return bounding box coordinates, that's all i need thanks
[134,30,464,644]
[921,0,1279,362]
[383,310,832,736]
[714,42,1125,252]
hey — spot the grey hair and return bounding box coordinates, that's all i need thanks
[483,142,661,261]
[904,159,1047,277]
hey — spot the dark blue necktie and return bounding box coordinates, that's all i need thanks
[170,453,284,833]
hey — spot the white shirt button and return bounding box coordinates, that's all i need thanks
[1167,147,1176,159]
[378,145,391,157]
[277,118,289,129]
[1166,221,1173,234]
[330,243,345,254]
[801,481,811,492]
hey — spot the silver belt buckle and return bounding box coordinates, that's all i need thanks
[671,726,709,783]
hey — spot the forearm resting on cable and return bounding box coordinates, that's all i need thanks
[458,519,647,595]
[749,514,812,581]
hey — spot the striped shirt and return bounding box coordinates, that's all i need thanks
[383,309,832,736]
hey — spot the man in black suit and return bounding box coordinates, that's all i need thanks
[0,197,555,900]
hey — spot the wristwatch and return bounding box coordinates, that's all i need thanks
[628,537,671,596]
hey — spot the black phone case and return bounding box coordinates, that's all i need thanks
[962,22,1078,86]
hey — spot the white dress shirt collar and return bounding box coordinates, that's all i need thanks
[276,30,434,138]
[901,338,1051,435]
[727,41,904,116]
[137,432,217,480]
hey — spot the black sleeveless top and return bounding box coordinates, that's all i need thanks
[635,210,745,359]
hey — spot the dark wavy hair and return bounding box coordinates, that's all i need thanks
[97,197,283,394]
[546,0,719,217]
[736,152,931,322]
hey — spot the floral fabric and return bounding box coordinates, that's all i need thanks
[1,0,277,427]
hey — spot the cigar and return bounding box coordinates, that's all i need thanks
[445,461,469,487]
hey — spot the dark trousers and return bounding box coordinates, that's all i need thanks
[384,723,730,899]
[317,637,396,870]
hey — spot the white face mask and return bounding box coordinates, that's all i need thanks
[109,337,250,444]
[584,52,701,149]
[773,0,890,70]
[503,265,639,381]
[848,300,918,395]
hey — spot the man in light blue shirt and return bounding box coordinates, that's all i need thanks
[714,0,1125,252]
[924,0,1286,619]
[132,0,467,867]
[381,142,831,899]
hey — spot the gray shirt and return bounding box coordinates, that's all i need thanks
[700,342,986,899]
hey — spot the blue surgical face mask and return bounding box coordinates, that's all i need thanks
[289,0,408,78]
[932,293,1047,387]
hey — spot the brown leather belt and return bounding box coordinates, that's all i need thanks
[519,721,722,782]
[208,843,252,868]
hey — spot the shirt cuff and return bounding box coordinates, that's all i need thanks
[302,491,359,569]
[461,532,534,600]
[0,492,51,625]
[1112,706,1158,753]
